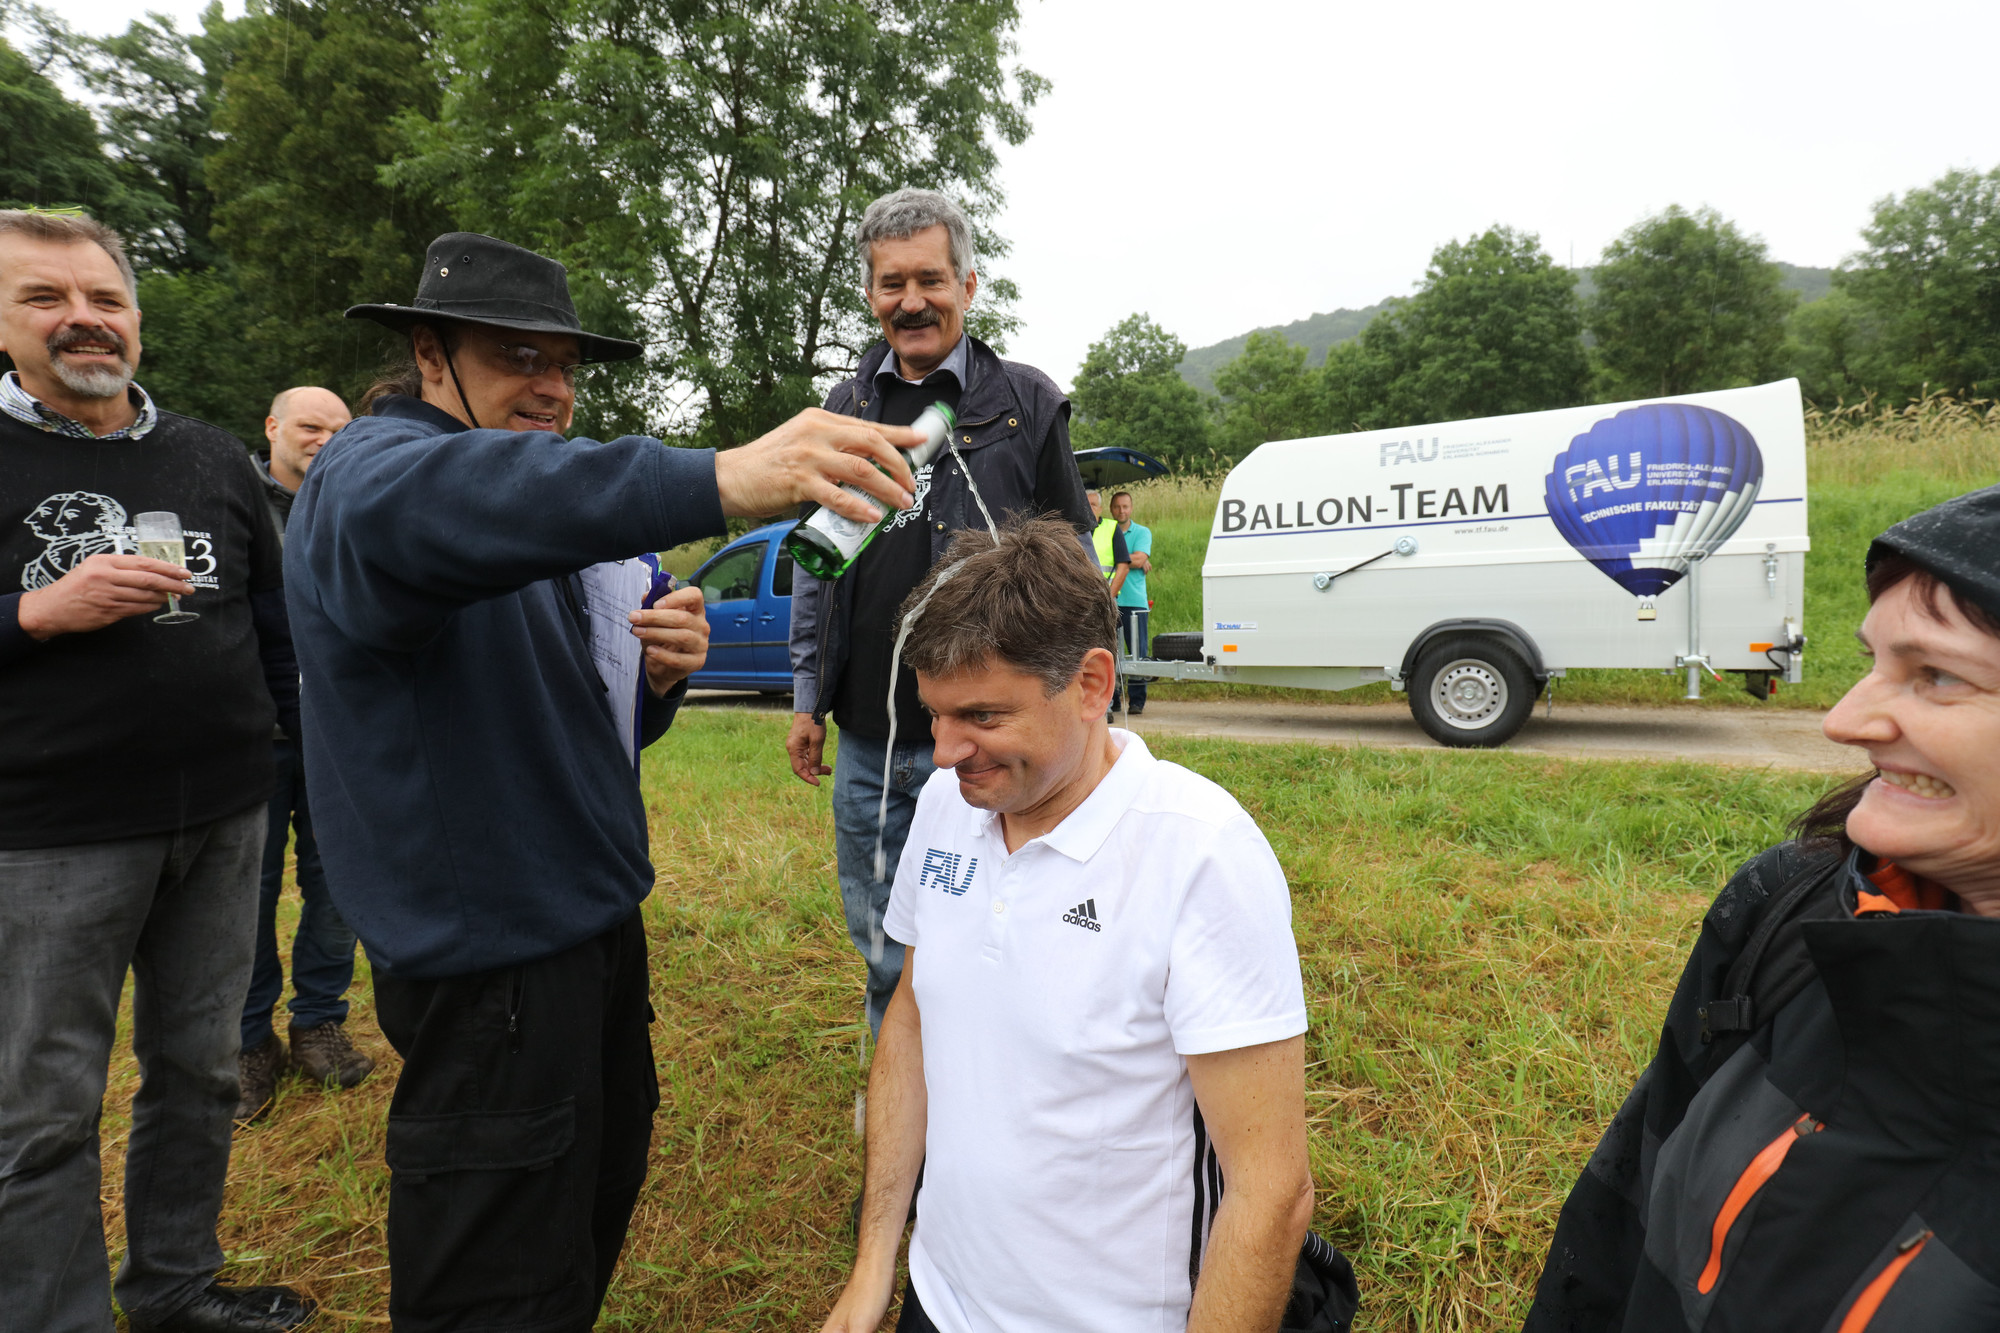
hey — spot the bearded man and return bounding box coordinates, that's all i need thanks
[0,209,312,1333]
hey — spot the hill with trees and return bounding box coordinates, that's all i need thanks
[1179,263,1834,393]
[1079,177,1998,469]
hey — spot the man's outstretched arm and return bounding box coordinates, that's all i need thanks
[823,952,928,1333]
[1186,1035,1314,1333]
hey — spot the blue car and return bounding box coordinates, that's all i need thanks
[685,520,795,693]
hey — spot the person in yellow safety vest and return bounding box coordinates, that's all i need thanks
[1086,488,1130,595]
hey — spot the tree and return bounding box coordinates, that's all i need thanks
[1069,313,1214,465]
[0,34,133,223]
[65,5,246,274]
[1327,226,1588,430]
[1587,205,1795,399]
[393,0,1044,447]
[1213,331,1319,458]
[205,0,453,407]
[1826,166,2000,400]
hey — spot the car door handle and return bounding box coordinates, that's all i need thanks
[734,614,750,625]
[758,613,778,622]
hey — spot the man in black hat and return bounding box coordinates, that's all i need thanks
[285,232,924,1332]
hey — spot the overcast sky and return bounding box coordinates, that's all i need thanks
[60,0,2000,389]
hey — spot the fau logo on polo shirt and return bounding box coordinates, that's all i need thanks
[917,849,978,897]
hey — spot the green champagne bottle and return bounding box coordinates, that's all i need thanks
[784,402,957,581]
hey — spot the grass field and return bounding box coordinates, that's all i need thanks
[99,710,1841,1331]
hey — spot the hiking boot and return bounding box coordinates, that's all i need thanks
[129,1280,315,1332]
[289,1020,375,1088]
[234,1034,286,1123]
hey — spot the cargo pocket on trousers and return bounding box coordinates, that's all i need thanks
[385,1098,579,1313]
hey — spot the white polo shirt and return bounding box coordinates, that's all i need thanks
[883,730,1307,1333]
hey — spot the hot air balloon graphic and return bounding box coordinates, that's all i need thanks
[1544,403,1763,596]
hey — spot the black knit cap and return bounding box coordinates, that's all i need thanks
[346,232,641,363]
[1866,482,2000,626]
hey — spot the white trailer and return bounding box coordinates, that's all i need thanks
[1125,380,1809,747]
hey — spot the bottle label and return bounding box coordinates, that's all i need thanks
[804,484,888,559]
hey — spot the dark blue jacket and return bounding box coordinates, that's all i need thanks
[285,395,725,978]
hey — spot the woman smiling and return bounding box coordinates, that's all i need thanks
[1525,485,2000,1333]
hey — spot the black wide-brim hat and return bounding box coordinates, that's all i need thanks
[346,232,643,363]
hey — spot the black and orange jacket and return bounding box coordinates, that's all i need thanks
[1525,840,2000,1332]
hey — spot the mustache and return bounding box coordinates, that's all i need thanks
[49,325,130,360]
[889,307,942,331]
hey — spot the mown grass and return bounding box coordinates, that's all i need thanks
[99,709,1841,1330]
[1120,413,1998,710]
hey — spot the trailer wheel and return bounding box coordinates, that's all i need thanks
[1408,635,1536,748]
[1151,632,1206,662]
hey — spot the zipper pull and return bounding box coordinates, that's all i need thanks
[1793,1114,1824,1138]
[1898,1228,1934,1254]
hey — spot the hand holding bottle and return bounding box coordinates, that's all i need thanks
[713,408,922,522]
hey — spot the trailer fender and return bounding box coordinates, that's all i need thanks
[1396,619,1548,690]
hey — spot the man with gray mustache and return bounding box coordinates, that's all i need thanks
[0,210,312,1333]
[786,190,1095,1063]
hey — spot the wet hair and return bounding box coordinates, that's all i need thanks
[0,209,136,299]
[897,517,1117,696]
[1792,552,2000,847]
[357,323,460,415]
[856,188,974,289]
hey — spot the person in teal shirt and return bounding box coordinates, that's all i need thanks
[1111,490,1151,714]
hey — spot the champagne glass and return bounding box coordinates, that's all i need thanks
[133,510,199,624]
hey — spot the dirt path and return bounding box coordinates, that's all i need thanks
[686,690,1865,772]
[1120,697,1865,771]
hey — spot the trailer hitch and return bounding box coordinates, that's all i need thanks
[1314,536,1418,590]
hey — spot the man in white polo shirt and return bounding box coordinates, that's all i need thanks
[820,518,1315,1333]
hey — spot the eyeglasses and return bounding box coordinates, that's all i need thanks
[492,343,588,385]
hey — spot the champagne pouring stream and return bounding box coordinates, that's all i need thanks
[133,511,199,625]
[865,424,1001,978]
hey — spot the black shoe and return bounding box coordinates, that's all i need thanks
[130,1282,315,1332]
[234,1035,286,1123]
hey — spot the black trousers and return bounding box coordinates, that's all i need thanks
[897,1277,940,1333]
[374,912,659,1333]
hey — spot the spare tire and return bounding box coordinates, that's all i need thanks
[1151,632,1205,662]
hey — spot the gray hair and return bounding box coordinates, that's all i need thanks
[0,210,137,300]
[856,189,975,289]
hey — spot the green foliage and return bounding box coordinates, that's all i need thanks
[134,267,270,439]
[1587,205,1796,399]
[394,0,1044,448]
[60,6,245,273]
[1343,226,1588,430]
[1820,166,2000,401]
[1212,329,1320,457]
[1786,288,1878,404]
[206,0,450,406]
[1176,298,1395,395]
[0,33,136,225]
[1070,313,1215,464]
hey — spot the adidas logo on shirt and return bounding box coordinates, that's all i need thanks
[1061,899,1102,932]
